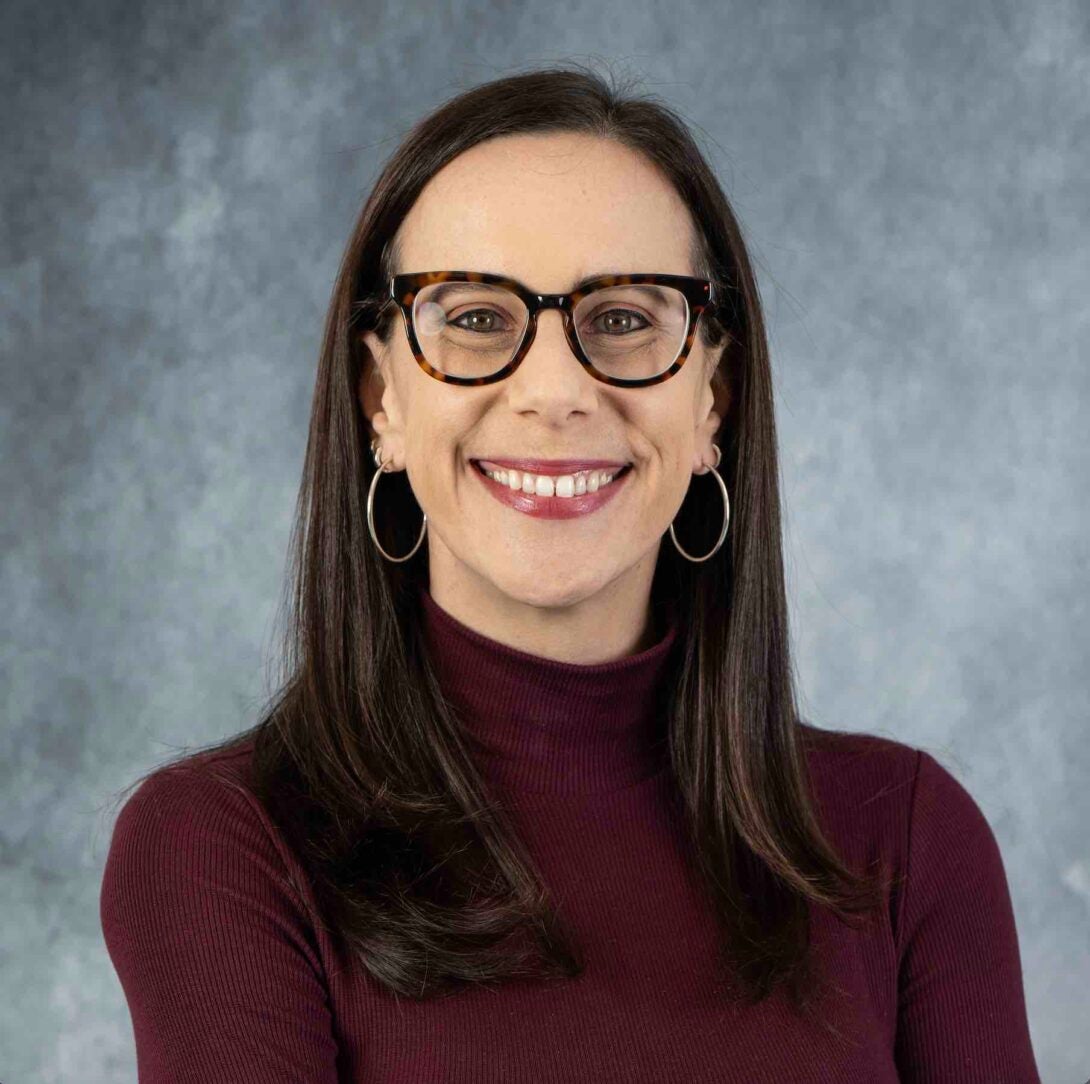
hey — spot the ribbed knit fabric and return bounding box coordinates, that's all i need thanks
[100,585,1041,1082]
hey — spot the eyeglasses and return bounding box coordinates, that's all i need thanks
[374,270,719,388]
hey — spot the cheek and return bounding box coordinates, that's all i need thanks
[404,416,477,495]
[626,424,693,518]
[630,401,694,474]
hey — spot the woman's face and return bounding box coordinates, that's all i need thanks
[360,132,727,621]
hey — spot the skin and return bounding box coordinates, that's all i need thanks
[360,132,729,665]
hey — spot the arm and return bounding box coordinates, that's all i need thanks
[894,749,1041,1082]
[100,764,341,1082]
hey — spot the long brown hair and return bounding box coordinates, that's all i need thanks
[125,63,887,1025]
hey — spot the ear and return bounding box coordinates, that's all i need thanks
[358,329,407,470]
[694,361,731,474]
[358,329,386,438]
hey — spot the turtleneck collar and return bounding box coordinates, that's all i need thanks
[417,584,681,796]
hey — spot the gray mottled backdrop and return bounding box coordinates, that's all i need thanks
[2,1,1086,1080]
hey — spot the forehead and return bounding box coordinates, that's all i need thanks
[394,132,698,291]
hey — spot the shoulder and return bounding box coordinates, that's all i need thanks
[104,737,264,856]
[799,723,1009,945]
[801,721,997,852]
[100,735,315,932]
[801,722,920,832]
[99,738,344,1076]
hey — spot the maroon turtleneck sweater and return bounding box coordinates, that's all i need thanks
[100,586,1041,1081]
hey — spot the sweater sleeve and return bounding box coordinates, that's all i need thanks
[893,749,1040,1082]
[99,764,341,1083]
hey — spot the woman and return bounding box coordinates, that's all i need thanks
[100,66,1041,1082]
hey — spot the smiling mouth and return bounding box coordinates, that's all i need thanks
[471,459,634,516]
[472,461,635,496]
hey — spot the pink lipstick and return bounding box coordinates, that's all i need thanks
[472,461,633,520]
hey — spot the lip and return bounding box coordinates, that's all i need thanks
[472,457,630,473]
[473,461,633,520]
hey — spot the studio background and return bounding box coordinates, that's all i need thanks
[2,2,1086,1081]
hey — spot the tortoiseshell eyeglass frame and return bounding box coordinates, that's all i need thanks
[374,270,718,388]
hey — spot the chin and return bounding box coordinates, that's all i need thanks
[487,570,607,613]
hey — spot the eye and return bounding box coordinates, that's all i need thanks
[450,308,511,333]
[589,308,652,335]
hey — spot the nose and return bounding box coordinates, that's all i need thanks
[505,307,594,409]
[520,306,583,371]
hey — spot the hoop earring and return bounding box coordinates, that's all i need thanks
[367,438,428,563]
[669,443,730,563]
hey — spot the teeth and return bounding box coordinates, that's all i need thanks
[479,464,622,498]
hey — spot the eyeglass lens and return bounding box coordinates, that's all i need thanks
[411,282,690,380]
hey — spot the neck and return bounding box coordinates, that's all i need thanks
[416,582,681,795]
